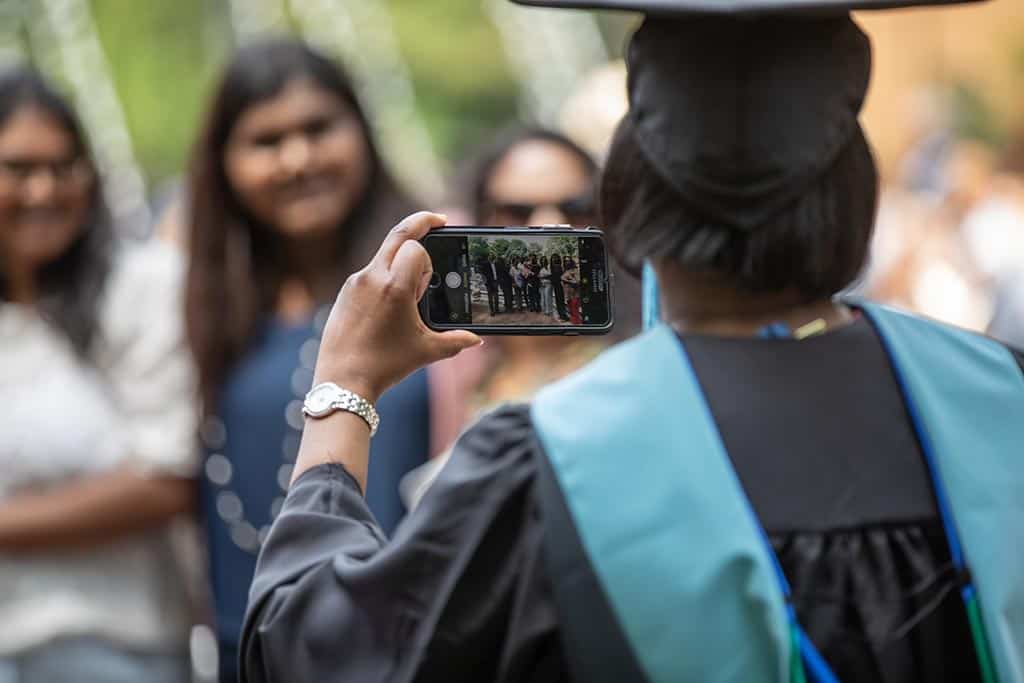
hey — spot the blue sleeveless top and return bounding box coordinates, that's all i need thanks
[199,317,429,662]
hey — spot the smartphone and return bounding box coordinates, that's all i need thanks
[420,227,614,335]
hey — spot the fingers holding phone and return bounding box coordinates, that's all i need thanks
[314,212,482,402]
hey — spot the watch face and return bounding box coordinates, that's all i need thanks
[305,384,337,416]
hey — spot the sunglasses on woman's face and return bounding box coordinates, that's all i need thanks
[485,194,596,226]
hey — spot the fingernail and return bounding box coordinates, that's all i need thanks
[477,339,486,346]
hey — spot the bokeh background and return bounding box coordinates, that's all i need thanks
[3,0,1020,216]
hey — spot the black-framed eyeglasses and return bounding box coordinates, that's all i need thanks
[484,194,596,226]
[0,156,91,185]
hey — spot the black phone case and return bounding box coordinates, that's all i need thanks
[419,226,616,336]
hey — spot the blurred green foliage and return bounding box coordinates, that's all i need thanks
[90,0,229,183]
[470,235,578,265]
[389,0,520,166]
[79,0,524,189]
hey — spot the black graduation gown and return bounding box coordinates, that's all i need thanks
[241,319,1024,683]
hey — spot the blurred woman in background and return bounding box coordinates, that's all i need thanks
[0,68,195,683]
[184,39,430,681]
[413,127,641,503]
[463,128,639,402]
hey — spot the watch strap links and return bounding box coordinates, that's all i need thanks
[303,382,380,436]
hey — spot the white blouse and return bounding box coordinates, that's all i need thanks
[0,240,198,656]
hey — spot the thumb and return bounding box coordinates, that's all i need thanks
[391,238,432,296]
[429,330,484,361]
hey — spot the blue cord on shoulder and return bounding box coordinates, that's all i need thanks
[757,322,792,339]
[642,262,661,331]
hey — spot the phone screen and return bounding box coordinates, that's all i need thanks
[422,229,613,333]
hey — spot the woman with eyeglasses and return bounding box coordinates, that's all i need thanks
[0,68,195,683]
[184,39,432,682]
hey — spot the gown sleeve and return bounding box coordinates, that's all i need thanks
[239,404,564,683]
[1009,346,1024,373]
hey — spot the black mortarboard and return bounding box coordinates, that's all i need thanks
[512,0,986,232]
[512,0,984,15]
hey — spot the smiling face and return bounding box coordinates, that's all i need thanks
[0,105,93,278]
[224,78,372,239]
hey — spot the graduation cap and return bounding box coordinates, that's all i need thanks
[512,0,983,14]
[511,0,987,232]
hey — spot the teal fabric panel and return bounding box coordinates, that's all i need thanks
[862,303,1024,682]
[642,262,661,330]
[530,325,790,683]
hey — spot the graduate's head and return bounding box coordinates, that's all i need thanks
[514,0,984,301]
[601,107,878,301]
[599,14,878,301]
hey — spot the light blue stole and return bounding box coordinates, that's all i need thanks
[530,302,1024,682]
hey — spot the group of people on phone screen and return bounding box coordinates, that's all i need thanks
[476,252,583,323]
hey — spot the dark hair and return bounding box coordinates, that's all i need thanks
[600,116,878,299]
[185,39,413,409]
[0,67,111,357]
[464,126,598,222]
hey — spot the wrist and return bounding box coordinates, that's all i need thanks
[312,364,382,405]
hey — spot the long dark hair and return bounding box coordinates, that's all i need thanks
[185,39,413,409]
[0,67,111,357]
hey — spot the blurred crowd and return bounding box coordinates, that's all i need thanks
[0,32,1021,683]
[861,89,1024,345]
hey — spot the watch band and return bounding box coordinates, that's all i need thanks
[302,382,380,436]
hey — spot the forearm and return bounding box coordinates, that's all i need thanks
[291,410,372,491]
[0,467,195,552]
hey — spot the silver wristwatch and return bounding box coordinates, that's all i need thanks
[302,382,380,436]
